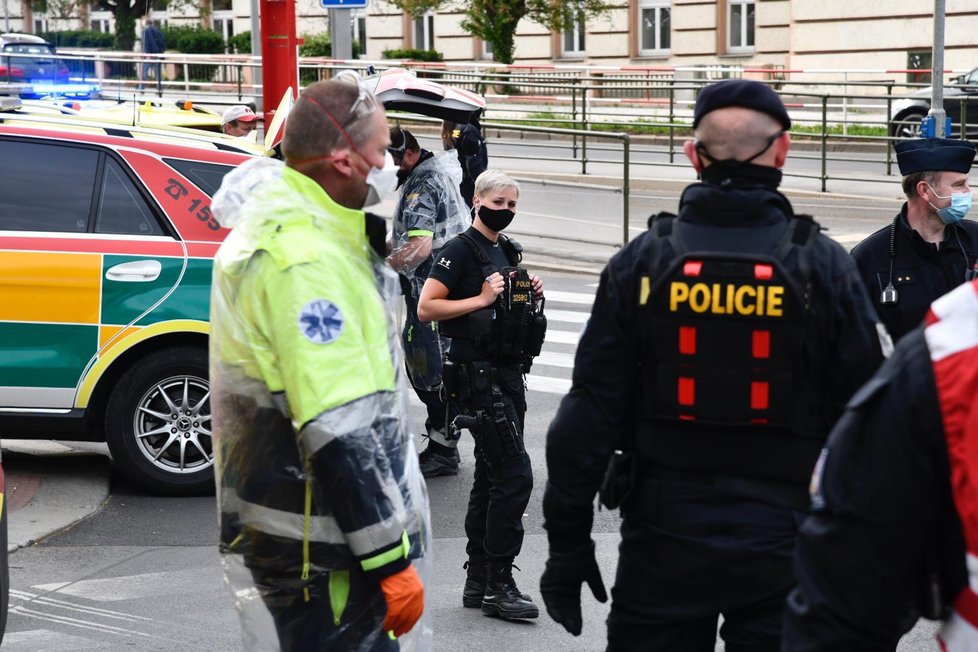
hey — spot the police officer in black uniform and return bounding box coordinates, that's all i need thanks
[851,138,978,342]
[441,111,489,209]
[417,169,545,621]
[539,79,890,651]
[784,279,978,651]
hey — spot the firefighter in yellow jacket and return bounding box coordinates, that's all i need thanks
[209,79,432,651]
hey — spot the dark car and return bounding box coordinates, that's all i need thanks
[889,67,978,140]
[0,34,69,85]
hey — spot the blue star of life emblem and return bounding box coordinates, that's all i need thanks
[298,299,344,344]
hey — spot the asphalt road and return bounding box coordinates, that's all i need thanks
[4,265,940,650]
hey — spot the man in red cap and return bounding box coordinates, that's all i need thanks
[851,137,978,342]
[222,105,261,138]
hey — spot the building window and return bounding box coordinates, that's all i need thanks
[562,2,586,57]
[727,0,755,53]
[413,12,434,51]
[907,50,932,86]
[213,13,234,49]
[34,16,49,33]
[90,11,112,33]
[639,0,670,55]
[481,38,493,61]
[352,9,366,43]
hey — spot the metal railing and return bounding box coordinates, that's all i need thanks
[16,49,978,198]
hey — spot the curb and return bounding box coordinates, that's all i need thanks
[3,443,111,552]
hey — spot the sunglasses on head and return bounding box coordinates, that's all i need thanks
[387,128,407,162]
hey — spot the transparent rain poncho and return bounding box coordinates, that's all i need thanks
[209,157,432,651]
[387,150,470,280]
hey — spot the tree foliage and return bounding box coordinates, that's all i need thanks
[386,0,611,64]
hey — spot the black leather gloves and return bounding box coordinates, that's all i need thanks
[540,540,608,636]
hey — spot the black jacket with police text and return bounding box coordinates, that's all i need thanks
[542,176,888,552]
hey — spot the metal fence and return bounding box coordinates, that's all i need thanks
[12,49,978,199]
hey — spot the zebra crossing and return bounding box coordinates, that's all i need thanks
[525,285,595,395]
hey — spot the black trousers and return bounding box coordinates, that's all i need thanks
[459,364,533,563]
[606,479,804,652]
[252,567,397,652]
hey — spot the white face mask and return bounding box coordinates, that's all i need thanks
[363,151,398,208]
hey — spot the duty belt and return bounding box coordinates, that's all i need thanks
[644,466,812,511]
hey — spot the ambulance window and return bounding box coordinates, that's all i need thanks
[0,140,97,232]
[163,159,233,197]
[95,157,164,236]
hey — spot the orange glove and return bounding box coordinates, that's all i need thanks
[379,564,425,637]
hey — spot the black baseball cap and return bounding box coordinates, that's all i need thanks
[693,79,791,131]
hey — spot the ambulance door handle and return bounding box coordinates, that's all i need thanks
[105,260,162,282]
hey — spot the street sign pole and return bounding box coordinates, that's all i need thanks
[928,0,947,138]
[329,8,353,61]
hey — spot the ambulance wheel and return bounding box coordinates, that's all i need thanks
[105,346,214,496]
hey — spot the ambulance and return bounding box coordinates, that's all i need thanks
[0,117,252,495]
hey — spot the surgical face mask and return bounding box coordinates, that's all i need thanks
[363,151,398,208]
[927,184,973,225]
[478,205,516,231]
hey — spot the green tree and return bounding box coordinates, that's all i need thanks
[386,0,611,64]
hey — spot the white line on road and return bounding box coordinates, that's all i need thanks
[545,290,595,305]
[546,308,589,324]
[526,374,572,394]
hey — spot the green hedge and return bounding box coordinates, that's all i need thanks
[228,30,252,55]
[39,30,115,49]
[160,26,225,82]
[382,48,443,62]
[161,25,225,54]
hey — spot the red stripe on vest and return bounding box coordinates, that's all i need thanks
[678,377,695,406]
[752,330,770,359]
[683,260,703,277]
[679,326,697,355]
[754,264,773,280]
[751,381,769,410]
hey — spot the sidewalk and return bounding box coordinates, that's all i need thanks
[3,441,110,552]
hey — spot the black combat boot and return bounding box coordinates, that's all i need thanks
[419,433,460,478]
[462,559,486,608]
[462,558,531,608]
[481,561,539,620]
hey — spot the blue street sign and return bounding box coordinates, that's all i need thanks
[320,0,368,7]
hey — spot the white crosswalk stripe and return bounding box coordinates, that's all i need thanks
[525,287,594,395]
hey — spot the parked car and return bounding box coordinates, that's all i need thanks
[0,118,253,495]
[0,33,99,99]
[889,67,978,140]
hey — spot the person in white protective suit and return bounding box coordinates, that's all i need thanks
[209,78,433,652]
[386,126,470,478]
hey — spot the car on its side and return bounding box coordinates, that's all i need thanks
[0,119,252,495]
[889,67,978,140]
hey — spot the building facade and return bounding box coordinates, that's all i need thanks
[364,0,978,82]
[3,0,976,81]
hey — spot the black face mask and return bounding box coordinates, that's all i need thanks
[478,205,515,232]
[695,130,784,188]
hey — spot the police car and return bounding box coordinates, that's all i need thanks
[0,115,253,495]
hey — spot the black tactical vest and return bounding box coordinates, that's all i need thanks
[438,232,543,361]
[634,212,829,486]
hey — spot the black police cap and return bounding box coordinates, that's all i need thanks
[895,138,976,176]
[693,79,791,131]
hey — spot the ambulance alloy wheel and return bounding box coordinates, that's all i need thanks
[105,346,214,496]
